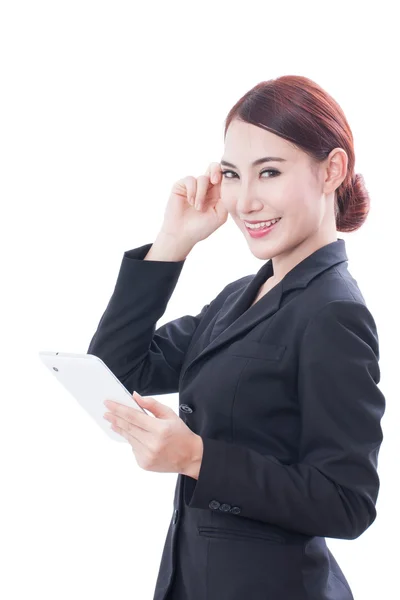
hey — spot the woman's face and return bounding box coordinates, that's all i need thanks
[220,119,338,261]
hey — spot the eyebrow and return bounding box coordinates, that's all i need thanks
[220,156,287,168]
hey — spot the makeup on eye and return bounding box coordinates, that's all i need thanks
[220,168,280,179]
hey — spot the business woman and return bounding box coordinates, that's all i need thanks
[88,75,386,599]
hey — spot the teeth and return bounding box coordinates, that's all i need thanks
[245,218,281,229]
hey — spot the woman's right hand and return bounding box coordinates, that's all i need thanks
[159,162,229,247]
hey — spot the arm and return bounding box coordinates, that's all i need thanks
[87,236,213,396]
[186,300,386,540]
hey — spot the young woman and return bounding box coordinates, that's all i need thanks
[90,75,385,599]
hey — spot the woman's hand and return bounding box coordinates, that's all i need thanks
[103,392,203,476]
[160,161,228,247]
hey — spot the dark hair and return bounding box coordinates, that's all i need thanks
[223,75,370,232]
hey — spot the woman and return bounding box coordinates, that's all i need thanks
[90,75,385,599]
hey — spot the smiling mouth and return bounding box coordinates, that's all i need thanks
[244,217,282,230]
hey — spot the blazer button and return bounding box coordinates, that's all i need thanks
[209,500,220,510]
[219,503,231,512]
[230,506,241,514]
[172,509,179,524]
[179,404,193,414]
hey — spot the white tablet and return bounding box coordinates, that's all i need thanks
[38,351,148,443]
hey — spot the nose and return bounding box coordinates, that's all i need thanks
[235,189,264,213]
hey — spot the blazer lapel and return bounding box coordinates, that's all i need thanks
[181,238,348,379]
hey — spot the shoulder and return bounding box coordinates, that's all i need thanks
[304,262,366,308]
[294,260,374,325]
[300,300,380,367]
[275,263,379,361]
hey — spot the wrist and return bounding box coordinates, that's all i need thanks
[145,231,194,262]
[182,434,203,479]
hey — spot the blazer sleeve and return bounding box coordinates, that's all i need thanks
[87,242,212,396]
[186,300,386,540]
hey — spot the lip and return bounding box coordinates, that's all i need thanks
[245,217,282,238]
[243,218,281,223]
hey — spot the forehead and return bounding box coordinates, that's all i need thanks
[224,120,302,162]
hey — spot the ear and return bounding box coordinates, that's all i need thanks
[323,148,348,195]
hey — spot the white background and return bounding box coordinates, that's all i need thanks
[1,1,398,598]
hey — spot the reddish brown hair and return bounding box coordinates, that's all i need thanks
[223,75,370,232]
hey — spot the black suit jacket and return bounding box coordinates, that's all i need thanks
[87,237,385,600]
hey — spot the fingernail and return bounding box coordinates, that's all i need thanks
[212,174,218,184]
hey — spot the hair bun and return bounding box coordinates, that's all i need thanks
[337,173,371,232]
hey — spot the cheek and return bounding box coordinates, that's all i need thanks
[219,191,235,212]
[283,183,315,216]
[301,193,322,218]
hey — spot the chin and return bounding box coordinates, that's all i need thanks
[247,244,276,261]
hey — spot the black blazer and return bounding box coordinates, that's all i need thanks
[87,237,385,600]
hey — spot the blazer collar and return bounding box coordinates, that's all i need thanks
[281,236,348,292]
[181,238,348,380]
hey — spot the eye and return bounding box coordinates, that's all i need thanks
[221,169,280,179]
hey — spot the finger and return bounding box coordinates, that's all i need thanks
[105,400,154,433]
[179,175,197,206]
[194,174,211,211]
[207,162,221,185]
[111,414,151,443]
[111,421,143,448]
[110,422,125,438]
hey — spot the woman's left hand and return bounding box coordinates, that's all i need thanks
[103,391,203,477]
